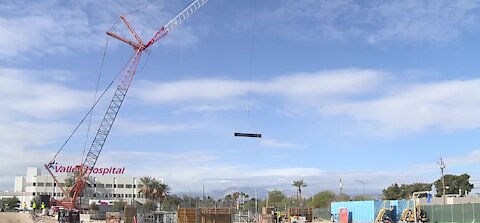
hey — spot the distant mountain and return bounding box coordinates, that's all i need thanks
[174,186,286,199]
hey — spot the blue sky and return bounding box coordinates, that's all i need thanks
[2,0,480,197]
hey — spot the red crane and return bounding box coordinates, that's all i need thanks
[44,0,208,209]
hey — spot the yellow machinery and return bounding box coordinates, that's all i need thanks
[399,191,429,222]
[375,201,394,222]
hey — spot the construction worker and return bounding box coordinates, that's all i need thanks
[32,201,37,212]
[22,202,26,212]
[41,202,46,215]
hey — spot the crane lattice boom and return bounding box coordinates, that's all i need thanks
[145,0,208,48]
[45,0,208,209]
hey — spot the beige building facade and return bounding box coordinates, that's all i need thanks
[11,167,152,208]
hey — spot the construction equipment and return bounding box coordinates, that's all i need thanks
[375,200,394,222]
[44,0,208,209]
[399,191,429,223]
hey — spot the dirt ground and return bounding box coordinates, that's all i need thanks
[0,212,104,223]
[0,212,37,223]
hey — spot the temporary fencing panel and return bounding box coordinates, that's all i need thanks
[312,208,331,221]
[421,203,480,222]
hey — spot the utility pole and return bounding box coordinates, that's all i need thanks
[355,180,366,200]
[438,157,446,205]
[339,178,343,195]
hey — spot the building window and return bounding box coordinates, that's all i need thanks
[93,193,97,197]
[113,194,116,198]
[133,184,137,188]
[46,183,52,187]
[54,183,57,187]
[33,183,36,186]
[114,184,117,188]
[32,192,36,196]
[126,184,132,189]
[105,194,108,198]
[133,194,136,198]
[37,182,44,186]
[117,184,124,188]
[106,184,113,188]
[97,184,104,188]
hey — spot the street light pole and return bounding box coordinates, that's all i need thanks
[438,157,446,205]
[355,180,366,200]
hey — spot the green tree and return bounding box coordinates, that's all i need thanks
[335,193,350,201]
[292,179,307,201]
[138,177,171,210]
[151,179,171,205]
[307,191,335,208]
[142,200,157,212]
[383,183,432,200]
[139,177,153,199]
[224,194,233,206]
[353,195,368,201]
[3,196,20,211]
[267,190,287,209]
[403,183,432,197]
[383,183,402,200]
[243,197,258,211]
[63,176,76,198]
[113,200,126,211]
[89,202,99,211]
[163,194,182,210]
[434,174,474,197]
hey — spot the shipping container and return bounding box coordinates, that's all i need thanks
[331,200,409,223]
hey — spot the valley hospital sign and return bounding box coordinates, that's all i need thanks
[53,165,126,175]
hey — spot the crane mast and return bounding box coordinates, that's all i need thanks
[45,0,208,209]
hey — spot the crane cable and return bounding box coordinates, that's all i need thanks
[80,18,121,164]
[246,0,258,131]
[49,0,161,165]
[49,41,137,165]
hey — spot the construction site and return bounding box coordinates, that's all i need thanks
[3,0,480,222]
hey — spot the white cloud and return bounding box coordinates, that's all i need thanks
[135,79,250,103]
[116,121,202,135]
[0,69,91,119]
[134,69,384,104]
[0,0,206,59]
[0,68,92,189]
[322,79,480,131]
[254,0,480,43]
[135,69,480,133]
[258,69,384,100]
[260,139,302,149]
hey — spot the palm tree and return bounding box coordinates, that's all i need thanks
[292,179,307,201]
[151,179,171,204]
[138,177,171,210]
[139,177,153,199]
[64,176,76,198]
